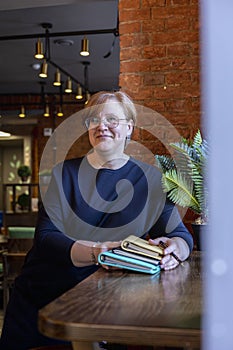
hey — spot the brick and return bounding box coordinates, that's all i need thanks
[131,33,151,46]
[166,17,191,31]
[143,45,166,59]
[120,8,151,22]
[119,74,143,92]
[170,0,191,5]
[119,0,140,10]
[152,31,199,45]
[144,72,165,85]
[119,22,141,34]
[166,71,192,85]
[165,98,192,112]
[120,47,144,60]
[167,44,191,57]
[120,60,151,73]
[120,35,134,47]
[142,0,166,7]
[142,19,165,32]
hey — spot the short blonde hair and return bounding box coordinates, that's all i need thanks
[84,90,137,124]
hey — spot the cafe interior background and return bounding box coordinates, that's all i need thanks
[0,0,201,231]
[1,1,233,349]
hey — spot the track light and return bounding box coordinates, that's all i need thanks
[53,69,61,86]
[57,105,63,117]
[43,104,50,117]
[19,105,26,118]
[75,84,83,99]
[39,60,48,78]
[34,39,44,59]
[65,76,72,93]
[80,37,89,56]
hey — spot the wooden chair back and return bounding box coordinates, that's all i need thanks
[2,231,34,314]
[2,251,27,313]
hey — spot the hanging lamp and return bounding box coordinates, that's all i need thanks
[34,39,44,59]
[65,76,72,93]
[57,105,63,117]
[43,104,50,117]
[53,69,61,86]
[80,37,89,56]
[75,84,83,99]
[39,60,48,78]
[19,105,26,118]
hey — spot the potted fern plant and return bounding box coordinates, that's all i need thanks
[155,130,209,249]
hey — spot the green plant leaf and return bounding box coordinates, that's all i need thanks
[155,129,209,218]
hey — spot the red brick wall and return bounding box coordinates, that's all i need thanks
[119,0,201,155]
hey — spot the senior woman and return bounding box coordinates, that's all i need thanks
[0,91,193,350]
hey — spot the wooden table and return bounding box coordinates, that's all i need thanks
[39,252,202,350]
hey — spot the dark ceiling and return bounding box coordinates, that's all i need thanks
[0,0,119,96]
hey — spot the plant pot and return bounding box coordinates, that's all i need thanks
[191,223,207,251]
[20,176,29,182]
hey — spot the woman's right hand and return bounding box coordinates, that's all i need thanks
[70,239,121,267]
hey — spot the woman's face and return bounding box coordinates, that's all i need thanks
[87,100,133,156]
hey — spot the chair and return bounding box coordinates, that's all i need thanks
[2,228,34,314]
[2,251,27,314]
[7,237,34,253]
[6,225,35,253]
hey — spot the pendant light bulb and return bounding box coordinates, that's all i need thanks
[43,104,50,117]
[57,106,63,117]
[80,37,89,56]
[34,39,44,59]
[53,69,61,86]
[65,76,72,93]
[75,84,83,100]
[19,105,26,118]
[39,60,48,78]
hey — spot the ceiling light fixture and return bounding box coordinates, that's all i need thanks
[65,76,72,93]
[53,69,61,86]
[0,130,11,137]
[54,39,74,47]
[43,104,50,117]
[75,84,83,100]
[29,23,102,100]
[34,38,44,59]
[80,37,89,56]
[39,60,48,78]
[19,105,26,118]
[1,19,120,100]
[57,105,63,117]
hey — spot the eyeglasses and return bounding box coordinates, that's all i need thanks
[84,115,126,129]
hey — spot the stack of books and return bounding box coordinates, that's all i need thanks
[98,235,164,275]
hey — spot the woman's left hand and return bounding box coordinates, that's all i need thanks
[149,236,190,270]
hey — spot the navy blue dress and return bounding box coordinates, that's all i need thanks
[0,157,193,349]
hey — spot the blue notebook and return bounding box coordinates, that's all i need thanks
[98,248,161,275]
